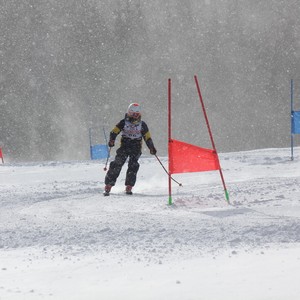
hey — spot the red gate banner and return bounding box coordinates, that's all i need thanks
[169,139,220,174]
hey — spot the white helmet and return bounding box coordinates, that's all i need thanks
[127,103,141,124]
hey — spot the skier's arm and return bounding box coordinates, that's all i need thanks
[142,122,157,155]
[108,120,125,147]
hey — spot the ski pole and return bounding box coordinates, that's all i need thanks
[104,147,111,171]
[154,154,182,186]
[103,126,108,145]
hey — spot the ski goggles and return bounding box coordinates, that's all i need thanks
[128,111,141,119]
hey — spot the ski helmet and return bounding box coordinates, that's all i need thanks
[127,103,141,124]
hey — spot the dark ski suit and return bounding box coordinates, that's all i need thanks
[105,114,156,187]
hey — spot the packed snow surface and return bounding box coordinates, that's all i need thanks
[1,147,300,299]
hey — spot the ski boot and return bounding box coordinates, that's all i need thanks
[103,184,112,196]
[125,185,133,195]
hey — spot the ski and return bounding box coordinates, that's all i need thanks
[103,191,134,196]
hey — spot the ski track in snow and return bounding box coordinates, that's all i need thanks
[1,148,300,267]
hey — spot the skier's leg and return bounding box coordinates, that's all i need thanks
[125,153,141,187]
[105,148,128,186]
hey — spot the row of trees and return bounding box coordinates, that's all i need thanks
[1,0,299,161]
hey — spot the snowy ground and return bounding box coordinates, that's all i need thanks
[1,147,300,300]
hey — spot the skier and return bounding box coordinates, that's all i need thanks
[103,103,157,196]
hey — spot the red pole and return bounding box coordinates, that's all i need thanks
[168,78,172,205]
[0,148,4,164]
[194,75,230,203]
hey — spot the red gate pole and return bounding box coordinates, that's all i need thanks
[0,148,4,164]
[194,75,230,204]
[168,78,173,205]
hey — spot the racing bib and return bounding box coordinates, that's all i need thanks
[122,120,142,139]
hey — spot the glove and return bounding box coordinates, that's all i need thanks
[150,147,157,155]
[108,140,115,148]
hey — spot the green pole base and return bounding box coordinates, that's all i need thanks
[225,189,230,204]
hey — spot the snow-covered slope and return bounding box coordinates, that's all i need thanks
[1,148,300,300]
